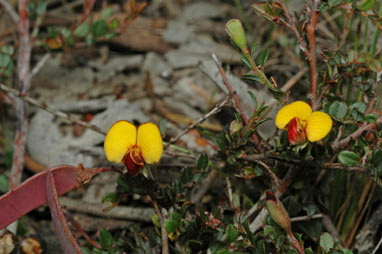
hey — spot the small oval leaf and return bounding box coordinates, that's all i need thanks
[338,150,360,166]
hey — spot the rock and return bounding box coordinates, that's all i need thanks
[89,55,144,82]
[142,52,172,78]
[27,99,149,168]
[183,2,223,22]
[163,18,194,44]
[165,35,239,69]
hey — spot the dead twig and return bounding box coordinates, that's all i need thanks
[9,0,31,205]
[0,83,107,136]
[152,200,169,254]
[30,53,50,78]
[0,0,19,23]
[248,166,296,232]
[290,213,323,222]
[190,169,219,205]
[212,54,261,147]
[60,197,154,222]
[255,160,281,188]
[165,96,230,148]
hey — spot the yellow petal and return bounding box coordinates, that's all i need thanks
[306,111,333,142]
[275,101,312,129]
[104,121,137,163]
[137,122,163,164]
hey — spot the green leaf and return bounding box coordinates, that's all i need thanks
[99,229,113,250]
[1,45,14,55]
[256,48,270,66]
[247,90,258,109]
[60,28,72,39]
[196,153,209,171]
[36,1,47,16]
[359,0,376,11]
[159,119,167,136]
[338,151,360,166]
[240,56,252,69]
[100,7,113,20]
[0,53,12,67]
[74,21,90,38]
[320,232,334,252]
[109,18,120,30]
[250,42,258,57]
[91,20,108,37]
[101,192,117,203]
[241,73,262,83]
[329,101,347,119]
[225,224,238,243]
[328,0,343,7]
[370,150,382,168]
[0,175,8,193]
[350,102,367,121]
[180,167,193,184]
[165,220,178,233]
[365,114,377,123]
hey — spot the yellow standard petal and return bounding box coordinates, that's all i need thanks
[306,111,333,142]
[104,121,137,163]
[137,122,163,164]
[275,101,312,129]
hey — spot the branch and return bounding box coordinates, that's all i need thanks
[0,83,107,136]
[212,54,261,147]
[9,0,31,193]
[166,96,230,147]
[152,200,169,254]
[306,0,320,110]
[0,0,19,23]
[331,118,382,151]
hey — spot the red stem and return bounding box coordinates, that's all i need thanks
[306,1,320,110]
[9,0,32,189]
[331,118,382,151]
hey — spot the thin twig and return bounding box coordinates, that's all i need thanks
[0,83,107,136]
[165,96,230,148]
[331,118,382,151]
[0,0,19,23]
[290,213,323,222]
[255,160,281,188]
[30,53,50,78]
[152,200,169,254]
[190,169,219,205]
[249,166,296,232]
[212,54,261,146]
[226,177,234,208]
[371,236,382,254]
[9,0,31,190]
[306,0,320,110]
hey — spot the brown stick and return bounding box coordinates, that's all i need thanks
[166,96,230,148]
[212,54,261,146]
[0,83,107,136]
[306,0,320,110]
[152,200,169,254]
[9,0,31,191]
[331,118,382,151]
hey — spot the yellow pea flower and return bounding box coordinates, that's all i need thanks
[104,121,163,175]
[275,101,332,145]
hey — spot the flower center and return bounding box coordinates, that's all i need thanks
[287,117,307,145]
[122,146,144,175]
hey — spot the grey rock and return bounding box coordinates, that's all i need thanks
[183,1,222,22]
[163,19,194,44]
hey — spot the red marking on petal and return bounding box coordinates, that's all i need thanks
[287,118,307,145]
[122,148,144,176]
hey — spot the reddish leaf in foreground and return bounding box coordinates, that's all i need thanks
[0,165,78,229]
[46,169,82,254]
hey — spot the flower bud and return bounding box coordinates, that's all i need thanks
[225,19,247,52]
[265,191,291,233]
